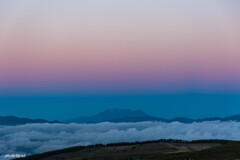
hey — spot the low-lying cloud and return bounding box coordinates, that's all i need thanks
[1,121,240,157]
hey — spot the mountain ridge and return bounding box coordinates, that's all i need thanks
[2,108,240,125]
[0,116,61,126]
[67,108,240,124]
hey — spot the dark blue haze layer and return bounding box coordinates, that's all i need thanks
[0,93,239,121]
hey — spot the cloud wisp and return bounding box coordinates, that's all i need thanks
[1,121,240,157]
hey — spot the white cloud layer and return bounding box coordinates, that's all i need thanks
[1,121,240,158]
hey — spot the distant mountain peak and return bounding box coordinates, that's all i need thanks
[68,108,153,123]
[108,108,122,111]
[97,108,148,117]
[67,108,240,124]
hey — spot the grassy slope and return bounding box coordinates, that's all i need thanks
[17,140,227,160]
[148,141,240,160]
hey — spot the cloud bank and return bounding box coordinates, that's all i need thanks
[1,121,240,157]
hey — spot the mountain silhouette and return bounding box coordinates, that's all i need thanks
[0,116,61,126]
[2,109,240,125]
[67,108,165,123]
[67,108,240,124]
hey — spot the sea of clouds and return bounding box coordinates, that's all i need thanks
[1,121,240,158]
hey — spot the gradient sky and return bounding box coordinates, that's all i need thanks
[0,1,240,120]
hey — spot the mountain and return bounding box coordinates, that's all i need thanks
[222,115,240,121]
[3,109,240,125]
[67,108,240,124]
[0,116,61,126]
[67,108,165,123]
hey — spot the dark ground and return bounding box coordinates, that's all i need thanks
[16,139,239,160]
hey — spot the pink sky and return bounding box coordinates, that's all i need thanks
[0,0,240,93]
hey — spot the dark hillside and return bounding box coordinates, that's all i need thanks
[17,139,230,160]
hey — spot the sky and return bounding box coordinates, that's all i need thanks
[0,0,240,120]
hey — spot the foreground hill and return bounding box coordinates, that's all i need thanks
[17,140,232,160]
[149,141,240,160]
